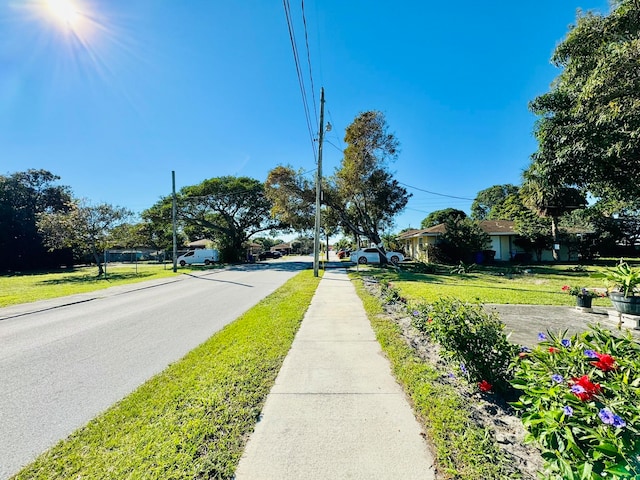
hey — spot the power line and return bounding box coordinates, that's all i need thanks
[282,0,317,159]
[398,182,475,201]
[300,0,318,123]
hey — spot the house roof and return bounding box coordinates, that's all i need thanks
[186,239,212,247]
[272,243,292,250]
[399,220,517,239]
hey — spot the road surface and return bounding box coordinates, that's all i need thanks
[0,259,308,479]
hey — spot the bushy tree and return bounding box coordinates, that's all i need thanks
[471,184,519,220]
[529,1,640,202]
[420,208,466,228]
[266,111,410,263]
[0,170,72,271]
[177,176,283,262]
[37,200,132,276]
[437,217,490,263]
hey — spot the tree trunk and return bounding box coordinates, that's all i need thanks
[91,247,104,277]
[551,216,559,261]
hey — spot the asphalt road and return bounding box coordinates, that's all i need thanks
[0,259,309,479]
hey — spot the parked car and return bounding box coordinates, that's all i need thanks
[336,249,351,259]
[258,251,282,261]
[177,249,220,266]
[350,248,404,265]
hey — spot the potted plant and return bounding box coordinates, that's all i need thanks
[561,285,603,309]
[594,261,640,315]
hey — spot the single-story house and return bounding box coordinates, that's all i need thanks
[399,220,576,263]
[272,243,292,255]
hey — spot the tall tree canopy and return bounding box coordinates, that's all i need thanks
[471,184,519,220]
[0,169,72,271]
[146,176,282,262]
[37,200,132,276]
[529,1,640,201]
[266,111,410,254]
[420,208,467,228]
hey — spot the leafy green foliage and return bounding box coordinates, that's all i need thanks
[353,278,517,479]
[0,169,73,271]
[437,217,490,263]
[37,199,132,276]
[529,1,640,201]
[512,326,640,479]
[420,208,467,228]
[593,260,640,296]
[410,298,519,395]
[471,184,519,220]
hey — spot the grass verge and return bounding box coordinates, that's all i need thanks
[351,274,516,480]
[13,269,320,480]
[0,265,185,307]
[350,263,612,307]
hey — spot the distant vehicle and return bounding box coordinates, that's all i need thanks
[177,249,220,266]
[350,248,404,265]
[336,249,351,259]
[258,251,282,261]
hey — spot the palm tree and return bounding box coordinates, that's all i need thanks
[520,164,586,261]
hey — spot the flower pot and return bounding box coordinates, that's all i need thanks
[576,296,593,309]
[609,292,640,315]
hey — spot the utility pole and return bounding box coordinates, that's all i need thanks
[172,170,177,273]
[313,88,325,277]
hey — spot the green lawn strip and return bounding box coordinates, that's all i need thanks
[351,276,516,480]
[350,264,611,306]
[13,269,321,480]
[0,265,185,307]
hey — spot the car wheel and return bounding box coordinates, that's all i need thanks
[179,260,186,267]
[390,255,400,264]
[204,260,211,265]
[358,256,368,264]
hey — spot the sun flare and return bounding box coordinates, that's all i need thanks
[45,0,81,28]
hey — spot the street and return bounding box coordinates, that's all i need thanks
[0,260,308,479]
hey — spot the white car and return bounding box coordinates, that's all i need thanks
[350,248,404,265]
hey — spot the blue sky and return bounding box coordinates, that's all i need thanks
[1,0,611,237]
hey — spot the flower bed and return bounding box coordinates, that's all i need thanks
[374,277,640,480]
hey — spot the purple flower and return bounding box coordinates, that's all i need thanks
[584,349,598,358]
[599,408,615,425]
[551,374,564,383]
[520,346,531,353]
[563,406,574,417]
[412,310,420,316]
[460,363,468,375]
[613,415,626,428]
[571,385,586,395]
[448,372,455,378]
[561,339,571,348]
[537,333,547,341]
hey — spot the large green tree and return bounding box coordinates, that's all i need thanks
[266,111,410,260]
[420,208,467,228]
[529,1,640,201]
[471,184,519,220]
[172,176,283,262]
[0,169,72,271]
[37,200,132,276]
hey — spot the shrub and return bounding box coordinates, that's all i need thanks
[511,325,640,479]
[410,298,518,395]
[379,279,406,304]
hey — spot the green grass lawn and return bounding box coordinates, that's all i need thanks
[0,264,190,307]
[13,269,320,480]
[350,263,613,307]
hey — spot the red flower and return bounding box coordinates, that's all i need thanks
[478,380,492,392]
[570,375,602,401]
[549,347,560,354]
[427,318,433,323]
[591,352,616,372]
[518,352,528,359]
[561,285,570,291]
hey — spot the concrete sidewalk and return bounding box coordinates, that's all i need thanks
[235,269,435,480]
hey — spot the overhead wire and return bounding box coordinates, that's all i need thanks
[300,0,318,123]
[282,0,317,159]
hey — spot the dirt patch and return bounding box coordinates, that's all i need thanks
[364,279,545,479]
